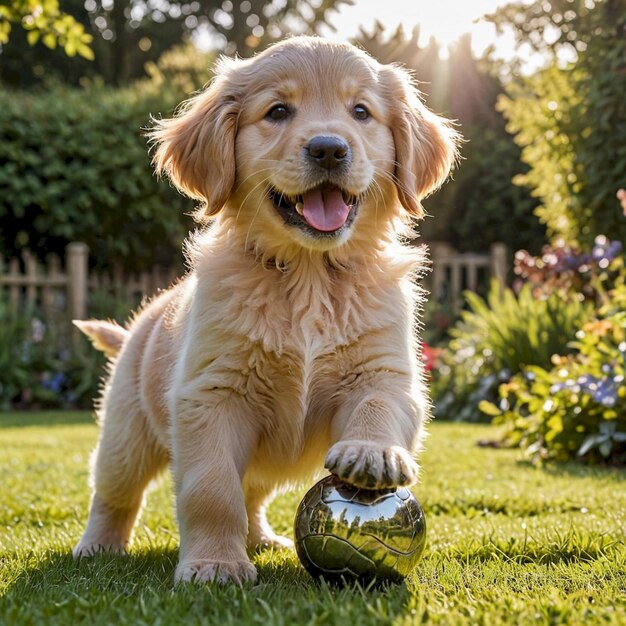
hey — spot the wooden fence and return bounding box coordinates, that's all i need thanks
[0,241,507,323]
[0,243,176,321]
[426,242,507,312]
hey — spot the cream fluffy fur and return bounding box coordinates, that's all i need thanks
[73,36,460,584]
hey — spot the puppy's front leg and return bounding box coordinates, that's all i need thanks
[325,344,428,490]
[172,394,257,584]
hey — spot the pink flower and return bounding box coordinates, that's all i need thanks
[421,342,442,373]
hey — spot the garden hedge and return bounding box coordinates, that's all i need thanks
[0,73,199,270]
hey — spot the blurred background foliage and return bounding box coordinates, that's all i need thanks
[0,0,354,85]
[1,0,625,463]
[0,45,203,270]
[0,0,94,62]
[495,0,626,248]
[1,0,621,263]
[0,0,550,268]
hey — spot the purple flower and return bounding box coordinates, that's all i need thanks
[41,372,67,394]
[591,236,622,263]
[559,373,618,406]
[605,240,622,260]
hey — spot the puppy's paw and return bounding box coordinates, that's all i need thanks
[324,440,419,489]
[72,539,126,559]
[175,559,257,585]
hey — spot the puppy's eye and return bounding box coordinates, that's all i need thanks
[266,104,291,122]
[353,104,370,121]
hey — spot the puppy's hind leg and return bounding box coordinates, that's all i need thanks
[73,401,168,558]
[245,484,294,551]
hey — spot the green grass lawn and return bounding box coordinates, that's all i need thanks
[0,411,624,625]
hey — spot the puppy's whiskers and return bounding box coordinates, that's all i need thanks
[369,159,414,201]
[234,168,274,194]
[234,174,273,228]
[369,179,384,224]
[243,183,271,255]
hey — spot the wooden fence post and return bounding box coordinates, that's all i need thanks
[8,257,20,311]
[430,241,453,303]
[490,242,508,286]
[66,242,89,321]
[23,249,38,309]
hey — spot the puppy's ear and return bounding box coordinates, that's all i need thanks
[149,66,240,218]
[380,65,461,218]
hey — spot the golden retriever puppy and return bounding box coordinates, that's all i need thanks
[73,36,460,584]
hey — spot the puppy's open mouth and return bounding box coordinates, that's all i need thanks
[269,184,358,236]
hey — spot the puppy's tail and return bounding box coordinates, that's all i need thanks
[73,319,129,358]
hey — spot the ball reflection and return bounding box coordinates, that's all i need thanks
[294,474,426,583]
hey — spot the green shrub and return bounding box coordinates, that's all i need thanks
[0,47,213,270]
[433,280,592,422]
[482,297,626,464]
[0,299,32,407]
[498,35,626,248]
[0,296,104,410]
[479,239,626,465]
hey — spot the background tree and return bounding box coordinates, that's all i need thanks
[355,24,543,252]
[0,0,97,86]
[491,0,626,246]
[0,0,93,58]
[0,0,352,86]
[203,0,353,56]
[484,0,622,58]
[0,46,210,269]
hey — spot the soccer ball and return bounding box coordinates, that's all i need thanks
[294,474,426,583]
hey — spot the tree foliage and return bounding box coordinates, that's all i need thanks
[0,0,93,59]
[0,0,352,86]
[0,49,207,269]
[355,25,543,252]
[494,0,626,246]
[204,0,353,56]
[485,0,622,58]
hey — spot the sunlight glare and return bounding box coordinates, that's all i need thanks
[322,0,526,60]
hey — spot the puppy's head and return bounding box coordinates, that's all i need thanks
[151,37,460,255]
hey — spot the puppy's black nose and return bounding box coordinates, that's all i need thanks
[306,136,351,170]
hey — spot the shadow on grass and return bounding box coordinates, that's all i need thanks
[2,547,413,625]
[4,549,179,596]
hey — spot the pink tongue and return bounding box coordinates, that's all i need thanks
[302,187,351,232]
